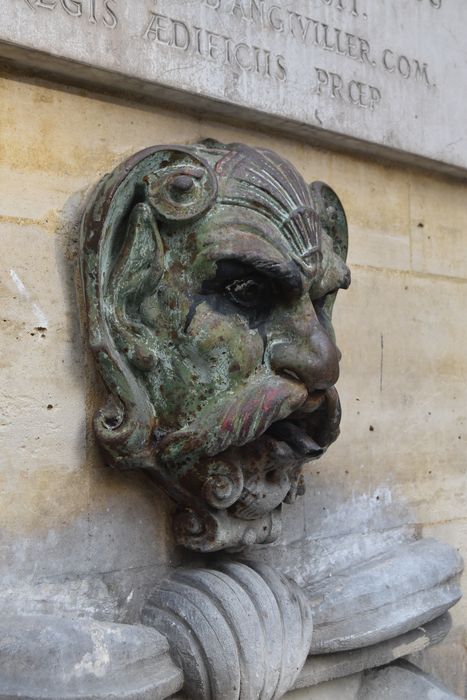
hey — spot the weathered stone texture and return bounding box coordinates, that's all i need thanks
[296,615,453,690]
[0,614,183,699]
[284,662,463,699]
[2,0,467,176]
[359,660,463,700]
[144,562,313,700]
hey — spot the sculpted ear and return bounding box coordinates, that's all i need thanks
[80,146,218,470]
[107,201,163,372]
[309,181,348,262]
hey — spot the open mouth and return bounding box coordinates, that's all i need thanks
[265,387,341,460]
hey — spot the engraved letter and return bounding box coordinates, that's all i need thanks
[288,11,312,43]
[207,31,223,60]
[103,0,117,29]
[330,72,343,99]
[322,24,336,52]
[335,29,347,56]
[315,67,329,95]
[89,0,97,22]
[370,86,382,110]
[414,60,431,86]
[204,0,221,7]
[261,48,272,77]
[348,80,362,106]
[223,35,234,66]
[382,49,395,72]
[275,54,287,82]
[61,0,82,16]
[230,0,247,20]
[235,43,254,71]
[398,55,411,79]
[346,33,359,60]
[144,13,170,43]
[36,0,57,8]
[359,38,373,66]
[250,0,266,24]
[193,26,204,55]
[269,6,284,33]
[250,46,270,76]
[173,20,190,50]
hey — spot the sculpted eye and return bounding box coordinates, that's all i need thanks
[225,277,270,309]
[201,261,278,326]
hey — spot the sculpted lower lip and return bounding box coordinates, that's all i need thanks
[266,420,324,458]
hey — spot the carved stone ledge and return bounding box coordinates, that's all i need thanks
[307,538,463,654]
[0,614,183,700]
[358,660,463,699]
[143,561,313,700]
[294,613,452,690]
[142,536,462,700]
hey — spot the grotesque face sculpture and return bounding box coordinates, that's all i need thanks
[81,141,350,551]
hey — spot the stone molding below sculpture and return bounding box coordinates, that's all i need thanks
[307,538,463,653]
[1,547,461,700]
[358,660,463,699]
[295,613,452,690]
[143,561,314,700]
[0,614,183,700]
[142,537,462,700]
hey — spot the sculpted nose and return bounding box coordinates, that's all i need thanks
[270,318,340,393]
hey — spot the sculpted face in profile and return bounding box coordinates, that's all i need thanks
[81,141,350,551]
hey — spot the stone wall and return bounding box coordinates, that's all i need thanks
[0,67,466,695]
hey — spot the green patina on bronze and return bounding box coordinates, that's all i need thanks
[80,140,350,551]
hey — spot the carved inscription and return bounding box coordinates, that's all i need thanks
[22,0,117,27]
[144,12,287,82]
[382,50,432,85]
[205,0,364,18]
[22,0,440,110]
[197,0,436,109]
[11,0,466,174]
[313,67,381,110]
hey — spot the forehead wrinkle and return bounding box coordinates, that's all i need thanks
[196,205,324,292]
[199,205,297,259]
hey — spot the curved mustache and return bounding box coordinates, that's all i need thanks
[156,374,308,465]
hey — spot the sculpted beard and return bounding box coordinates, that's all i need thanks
[155,368,341,514]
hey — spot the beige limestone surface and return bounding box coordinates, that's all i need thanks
[0,68,466,695]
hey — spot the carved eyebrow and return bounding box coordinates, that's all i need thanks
[220,253,303,297]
